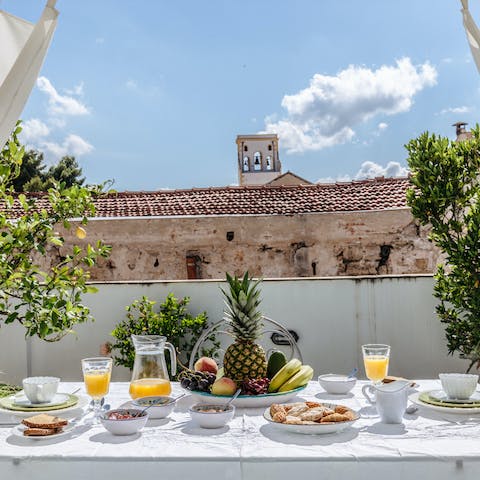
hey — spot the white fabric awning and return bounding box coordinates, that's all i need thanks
[461,0,480,73]
[0,0,58,149]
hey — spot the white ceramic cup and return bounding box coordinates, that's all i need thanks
[439,373,479,400]
[22,376,60,404]
[362,383,408,424]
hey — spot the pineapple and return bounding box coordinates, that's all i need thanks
[221,272,267,385]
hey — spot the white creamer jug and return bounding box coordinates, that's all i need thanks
[362,380,410,424]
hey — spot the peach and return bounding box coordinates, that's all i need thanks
[211,377,237,396]
[194,357,218,374]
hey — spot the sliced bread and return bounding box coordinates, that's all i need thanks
[22,413,68,429]
[23,427,63,436]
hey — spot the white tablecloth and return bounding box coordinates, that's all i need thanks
[1,380,480,479]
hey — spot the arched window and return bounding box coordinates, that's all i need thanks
[244,145,248,152]
[243,156,250,172]
[266,155,272,170]
[253,151,262,171]
[268,144,272,151]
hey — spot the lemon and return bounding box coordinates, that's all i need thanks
[75,226,87,239]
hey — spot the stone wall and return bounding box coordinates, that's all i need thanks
[55,208,439,281]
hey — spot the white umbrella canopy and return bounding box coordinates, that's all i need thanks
[0,0,58,149]
[461,0,480,73]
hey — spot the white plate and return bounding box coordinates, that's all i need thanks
[13,393,71,408]
[11,423,75,441]
[184,385,306,408]
[263,404,359,435]
[0,395,89,419]
[409,391,480,414]
[428,390,480,404]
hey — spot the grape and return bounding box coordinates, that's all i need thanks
[179,369,217,392]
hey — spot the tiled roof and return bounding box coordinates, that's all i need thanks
[7,177,410,218]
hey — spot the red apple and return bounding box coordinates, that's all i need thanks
[194,356,218,374]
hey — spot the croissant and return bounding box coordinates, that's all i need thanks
[320,413,351,423]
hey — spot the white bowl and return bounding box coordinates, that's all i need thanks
[318,374,356,394]
[439,373,479,400]
[132,396,176,419]
[189,403,235,429]
[100,409,148,435]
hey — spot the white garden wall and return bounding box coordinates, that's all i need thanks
[0,275,468,384]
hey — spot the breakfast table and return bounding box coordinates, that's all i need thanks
[0,380,480,480]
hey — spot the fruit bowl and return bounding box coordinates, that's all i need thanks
[183,385,306,408]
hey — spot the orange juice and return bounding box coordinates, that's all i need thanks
[364,356,389,382]
[84,371,111,399]
[129,378,171,399]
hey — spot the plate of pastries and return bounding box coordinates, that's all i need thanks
[264,401,359,435]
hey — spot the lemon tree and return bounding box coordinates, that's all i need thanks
[0,124,111,341]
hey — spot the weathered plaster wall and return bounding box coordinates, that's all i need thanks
[56,209,439,281]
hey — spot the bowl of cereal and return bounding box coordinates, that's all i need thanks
[189,403,235,429]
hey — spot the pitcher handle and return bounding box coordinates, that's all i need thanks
[362,384,375,404]
[165,342,177,376]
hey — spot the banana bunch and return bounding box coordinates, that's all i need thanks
[267,359,314,393]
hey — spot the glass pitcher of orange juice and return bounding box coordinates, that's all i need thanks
[129,335,177,399]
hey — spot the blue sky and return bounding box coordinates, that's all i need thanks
[2,0,479,190]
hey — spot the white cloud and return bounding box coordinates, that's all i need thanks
[124,78,162,98]
[22,78,95,163]
[355,161,408,180]
[378,122,388,130]
[47,117,67,129]
[439,106,471,115]
[262,57,437,153]
[20,118,50,144]
[37,76,90,116]
[125,79,138,90]
[316,161,408,184]
[317,174,352,184]
[41,134,94,160]
[64,81,85,97]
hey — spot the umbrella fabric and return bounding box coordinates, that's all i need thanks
[0,0,58,149]
[461,0,480,74]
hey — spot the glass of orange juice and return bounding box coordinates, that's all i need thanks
[362,344,390,385]
[82,357,112,422]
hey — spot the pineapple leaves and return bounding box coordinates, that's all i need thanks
[221,271,264,342]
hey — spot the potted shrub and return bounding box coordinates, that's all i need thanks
[406,126,480,371]
[109,294,219,377]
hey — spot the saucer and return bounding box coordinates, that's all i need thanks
[428,389,480,404]
[13,393,71,408]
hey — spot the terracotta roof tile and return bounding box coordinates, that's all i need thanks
[5,177,411,218]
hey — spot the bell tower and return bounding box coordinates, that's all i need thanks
[236,134,282,186]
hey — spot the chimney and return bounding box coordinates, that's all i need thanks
[453,121,473,142]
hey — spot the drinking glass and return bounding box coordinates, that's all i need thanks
[82,357,112,422]
[362,344,390,385]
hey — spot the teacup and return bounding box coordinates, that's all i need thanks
[439,373,478,400]
[22,376,60,404]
